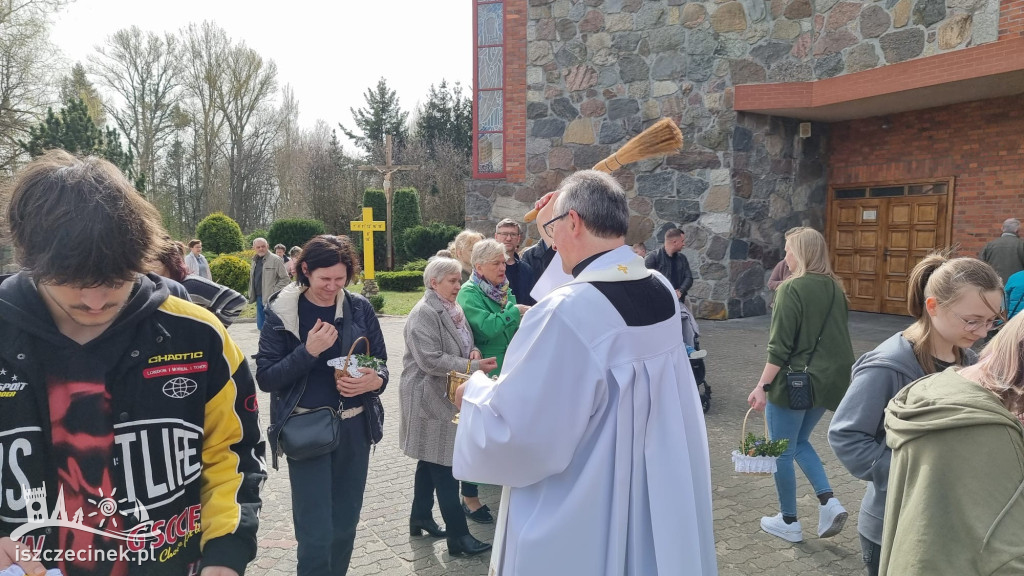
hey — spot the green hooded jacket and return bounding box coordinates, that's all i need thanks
[456,279,520,376]
[881,368,1024,575]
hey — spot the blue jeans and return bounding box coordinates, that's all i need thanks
[287,415,371,576]
[256,298,266,330]
[766,402,832,517]
[861,534,881,576]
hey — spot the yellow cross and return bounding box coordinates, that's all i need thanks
[350,207,386,280]
[617,265,629,274]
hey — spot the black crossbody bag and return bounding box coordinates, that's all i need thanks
[785,282,835,411]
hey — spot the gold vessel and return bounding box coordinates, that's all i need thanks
[447,371,470,424]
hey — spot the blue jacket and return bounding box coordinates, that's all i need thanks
[1006,270,1024,320]
[255,285,388,469]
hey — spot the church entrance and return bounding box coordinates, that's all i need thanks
[828,179,954,315]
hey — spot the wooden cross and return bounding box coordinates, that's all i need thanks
[349,207,386,280]
[357,134,419,270]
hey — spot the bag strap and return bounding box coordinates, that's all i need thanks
[791,280,836,372]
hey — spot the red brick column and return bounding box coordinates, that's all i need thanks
[503,0,527,182]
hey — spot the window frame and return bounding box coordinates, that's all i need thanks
[473,0,506,179]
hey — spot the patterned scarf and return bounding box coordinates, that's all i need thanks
[471,269,510,308]
[435,290,473,355]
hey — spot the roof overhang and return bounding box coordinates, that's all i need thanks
[733,37,1024,122]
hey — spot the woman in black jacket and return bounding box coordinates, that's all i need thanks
[255,235,388,576]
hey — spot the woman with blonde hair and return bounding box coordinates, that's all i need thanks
[880,307,1023,575]
[450,230,485,283]
[830,253,1001,576]
[747,227,855,544]
[456,238,529,522]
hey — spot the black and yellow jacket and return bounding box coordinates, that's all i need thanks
[0,272,266,575]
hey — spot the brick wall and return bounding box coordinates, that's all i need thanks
[1001,0,1024,38]
[829,94,1024,254]
[503,0,527,182]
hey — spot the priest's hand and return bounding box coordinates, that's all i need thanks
[455,382,467,410]
[535,190,560,245]
[305,318,338,357]
[479,357,498,373]
[337,367,383,397]
[0,536,45,575]
[747,385,767,412]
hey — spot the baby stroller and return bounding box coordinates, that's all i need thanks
[681,303,710,413]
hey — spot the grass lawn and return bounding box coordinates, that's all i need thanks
[238,284,423,318]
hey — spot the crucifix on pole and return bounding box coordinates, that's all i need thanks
[357,134,419,271]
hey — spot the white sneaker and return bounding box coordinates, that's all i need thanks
[817,497,848,538]
[760,513,803,543]
[689,349,708,359]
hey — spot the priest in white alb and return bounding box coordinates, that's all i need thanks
[453,170,718,576]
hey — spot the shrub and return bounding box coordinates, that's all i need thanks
[268,218,325,252]
[375,270,424,292]
[197,212,244,254]
[210,254,251,295]
[393,188,422,263]
[368,294,385,313]
[245,229,268,248]
[401,222,462,261]
[402,259,429,272]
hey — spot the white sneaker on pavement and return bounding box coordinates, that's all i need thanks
[760,513,803,543]
[689,349,708,359]
[817,497,848,538]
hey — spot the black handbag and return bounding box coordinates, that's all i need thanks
[785,282,835,411]
[278,335,370,460]
[278,406,342,460]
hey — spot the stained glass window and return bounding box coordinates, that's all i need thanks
[475,0,504,177]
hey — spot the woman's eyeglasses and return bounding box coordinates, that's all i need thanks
[949,309,1004,333]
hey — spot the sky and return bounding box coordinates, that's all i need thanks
[49,0,472,151]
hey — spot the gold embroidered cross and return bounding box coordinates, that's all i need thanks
[617,265,629,274]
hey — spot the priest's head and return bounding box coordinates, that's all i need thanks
[548,170,629,274]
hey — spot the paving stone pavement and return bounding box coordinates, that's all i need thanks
[229,310,909,576]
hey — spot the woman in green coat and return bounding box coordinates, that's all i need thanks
[456,237,530,522]
[457,238,529,376]
[747,227,855,545]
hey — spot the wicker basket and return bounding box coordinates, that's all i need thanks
[731,408,779,476]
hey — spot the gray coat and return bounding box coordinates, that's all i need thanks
[399,289,484,466]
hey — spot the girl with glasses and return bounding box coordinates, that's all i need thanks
[829,252,1003,576]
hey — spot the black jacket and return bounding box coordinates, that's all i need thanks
[255,285,388,469]
[520,239,555,296]
[645,248,694,301]
[0,272,265,575]
[506,252,536,306]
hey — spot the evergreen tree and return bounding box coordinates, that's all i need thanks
[19,98,145,191]
[414,80,471,157]
[59,62,106,127]
[340,77,409,158]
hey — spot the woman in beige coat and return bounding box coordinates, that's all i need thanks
[400,256,497,556]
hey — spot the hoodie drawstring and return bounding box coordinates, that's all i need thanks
[982,478,1024,550]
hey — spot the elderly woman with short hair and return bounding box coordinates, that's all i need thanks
[457,239,529,376]
[400,256,496,557]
